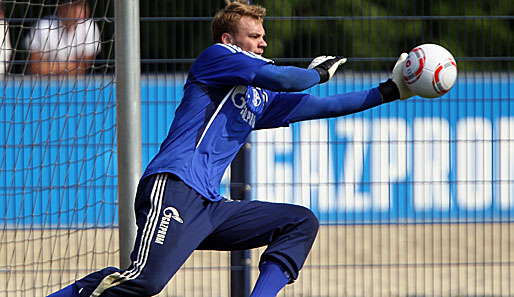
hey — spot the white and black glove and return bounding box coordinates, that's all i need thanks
[308,56,347,84]
[379,53,415,102]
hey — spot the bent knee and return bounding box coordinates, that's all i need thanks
[303,207,320,235]
[289,205,320,235]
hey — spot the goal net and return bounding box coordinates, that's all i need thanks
[0,1,116,296]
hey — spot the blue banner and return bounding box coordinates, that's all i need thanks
[1,75,513,227]
[250,75,514,223]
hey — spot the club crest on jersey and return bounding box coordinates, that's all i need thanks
[231,85,268,128]
[251,88,262,107]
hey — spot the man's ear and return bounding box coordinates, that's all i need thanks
[221,33,233,44]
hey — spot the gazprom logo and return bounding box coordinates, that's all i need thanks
[154,206,183,245]
[231,85,257,128]
[231,85,247,109]
[164,206,184,224]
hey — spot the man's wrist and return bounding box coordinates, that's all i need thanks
[378,78,400,103]
[313,67,329,83]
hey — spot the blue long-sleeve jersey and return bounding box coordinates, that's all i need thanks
[142,43,384,201]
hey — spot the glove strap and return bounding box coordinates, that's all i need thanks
[314,67,329,84]
[378,78,400,103]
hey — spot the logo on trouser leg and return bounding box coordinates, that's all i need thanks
[155,206,183,245]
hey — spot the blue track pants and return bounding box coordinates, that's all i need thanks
[75,173,319,296]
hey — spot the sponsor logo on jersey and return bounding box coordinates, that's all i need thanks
[155,206,183,245]
[231,85,268,128]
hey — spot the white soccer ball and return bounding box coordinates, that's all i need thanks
[403,43,458,98]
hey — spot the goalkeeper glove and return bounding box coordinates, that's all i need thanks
[378,53,415,102]
[308,56,347,84]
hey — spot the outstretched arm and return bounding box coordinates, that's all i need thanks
[253,64,321,91]
[289,53,415,122]
[252,56,347,92]
[289,88,383,122]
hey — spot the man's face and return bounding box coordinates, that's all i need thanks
[226,15,267,56]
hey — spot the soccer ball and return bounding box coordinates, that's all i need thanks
[403,43,457,98]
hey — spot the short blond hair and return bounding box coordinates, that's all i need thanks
[211,1,266,43]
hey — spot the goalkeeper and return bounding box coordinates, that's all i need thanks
[49,1,413,296]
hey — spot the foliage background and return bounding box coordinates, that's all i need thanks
[141,0,514,72]
[3,0,513,73]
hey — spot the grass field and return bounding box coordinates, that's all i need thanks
[1,223,513,297]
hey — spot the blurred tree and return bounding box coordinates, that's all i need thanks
[4,0,513,73]
[139,0,513,72]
